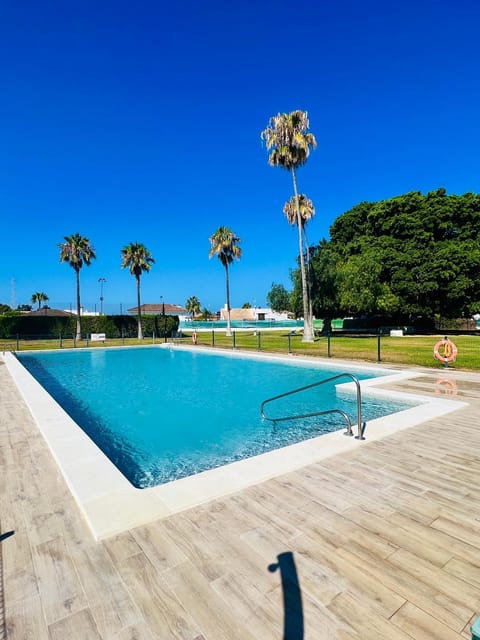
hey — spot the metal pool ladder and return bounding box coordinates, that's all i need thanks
[260,372,366,440]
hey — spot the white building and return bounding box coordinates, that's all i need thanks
[220,305,291,322]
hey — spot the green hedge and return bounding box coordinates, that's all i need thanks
[0,314,179,339]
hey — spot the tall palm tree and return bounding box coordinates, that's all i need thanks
[185,296,201,320]
[58,233,96,341]
[261,110,317,342]
[31,291,49,310]
[208,227,242,336]
[284,194,316,322]
[120,242,155,339]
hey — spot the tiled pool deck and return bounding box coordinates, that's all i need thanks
[1,348,480,638]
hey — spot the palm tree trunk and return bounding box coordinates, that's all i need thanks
[225,263,232,337]
[75,268,82,341]
[292,168,313,342]
[136,275,143,339]
[304,227,314,327]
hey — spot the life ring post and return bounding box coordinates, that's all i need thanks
[433,336,458,367]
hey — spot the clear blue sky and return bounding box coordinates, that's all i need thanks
[2,0,479,313]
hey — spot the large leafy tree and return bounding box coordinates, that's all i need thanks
[261,110,317,342]
[208,226,242,336]
[58,233,96,340]
[337,252,400,316]
[121,242,155,339]
[186,296,201,319]
[267,283,292,313]
[329,188,480,321]
[31,291,49,310]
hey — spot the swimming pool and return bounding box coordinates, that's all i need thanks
[5,346,467,538]
[18,347,416,488]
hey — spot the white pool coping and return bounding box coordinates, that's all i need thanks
[3,346,468,540]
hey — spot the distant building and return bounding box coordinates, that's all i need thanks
[28,308,72,317]
[127,303,189,321]
[220,305,291,322]
[61,308,99,316]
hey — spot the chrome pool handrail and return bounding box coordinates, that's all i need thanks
[260,372,366,439]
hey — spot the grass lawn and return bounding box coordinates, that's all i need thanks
[4,331,479,370]
[191,331,480,370]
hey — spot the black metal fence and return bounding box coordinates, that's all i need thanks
[2,330,480,370]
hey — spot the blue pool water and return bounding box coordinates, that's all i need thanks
[18,348,416,488]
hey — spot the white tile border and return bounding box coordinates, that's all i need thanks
[2,347,468,540]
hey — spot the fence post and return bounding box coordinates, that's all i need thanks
[258,331,261,351]
[377,331,382,362]
[288,333,292,354]
[233,331,236,349]
[59,332,63,348]
[122,330,125,346]
[212,330,215,347]
[73,334,76,348]
[327,332,331,358]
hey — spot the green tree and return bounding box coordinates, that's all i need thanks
[241,302,252,309]
[31,292,49,310]
[208,226,242,336]
[292,240,341,333]
[58,233,96,340]
[329,188,480,321]
[267,283,291,313]
[120,242,155,339]
[261,110,317,342]
[337,253,400,316]
[186,296,201,319]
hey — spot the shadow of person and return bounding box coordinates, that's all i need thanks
[269,551,304,640]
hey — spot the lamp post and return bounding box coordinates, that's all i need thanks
[98,278,107,315]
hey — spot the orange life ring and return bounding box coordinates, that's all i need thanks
[433,338,458,364]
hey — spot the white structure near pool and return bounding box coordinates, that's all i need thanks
[3,346,466,540]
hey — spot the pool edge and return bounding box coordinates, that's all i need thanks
[2,349,468,540]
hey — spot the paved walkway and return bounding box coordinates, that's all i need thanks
[1,359,480,639]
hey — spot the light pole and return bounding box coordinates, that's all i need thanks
[98,278,107,315]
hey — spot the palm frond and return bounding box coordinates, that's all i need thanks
[261,110,317,171]
[283,194,315,227]
[120,242,155,277]
[208,226,242,266]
